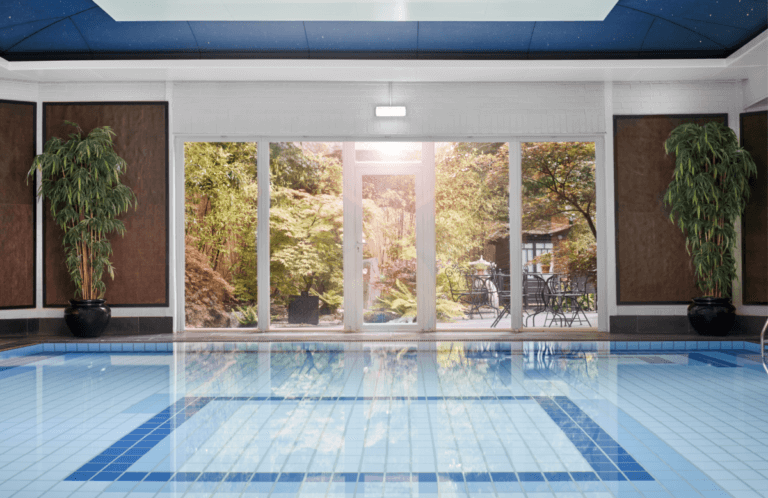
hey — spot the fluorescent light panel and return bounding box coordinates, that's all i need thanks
[376,106,406,117]
[94,0,619,22]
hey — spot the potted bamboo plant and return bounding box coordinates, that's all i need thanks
[663,121,757,336]
[29,122,137,338]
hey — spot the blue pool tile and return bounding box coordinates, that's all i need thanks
[144,472,172,481]
[438,473,464,482]
[571,472,599,482]
[173,472,200,481]
[118,472,147,481]
[517,472,544,482]
[543,472,571,481]
[225,472,253,482]
[65,472,96,482]
[490,472,517,482]
[278,472,305,482]
[464,472,491,482]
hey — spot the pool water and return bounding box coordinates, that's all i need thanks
[0,341,766,498]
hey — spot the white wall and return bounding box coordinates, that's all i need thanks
[37,81,167,102]
[2,77,765,328]
[172,81,607,137]
[0,78,38,102]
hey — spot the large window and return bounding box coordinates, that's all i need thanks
[269,142,344,330]
[184,142,258,329]
[520,142,597,329]
[181,139,600,331]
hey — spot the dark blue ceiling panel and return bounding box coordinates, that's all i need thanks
[672,18,749,48]
[0,18,60,51]
[683,0,767,31]
[189,22,308,54]
[418,22,534,53]
[0,0,95,30]
[529,7,654,53]
[617,0,698,19]
[71,9,198,54]
[0,0,764,61]
[641,18,724,52]
[8,18,90,53]
[305,22,418,54]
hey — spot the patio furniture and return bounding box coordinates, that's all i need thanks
[523,272,549,327]
[446,266,496,319]
[544,275,591,327]
[570,271,597,311]
[490,269,511,328]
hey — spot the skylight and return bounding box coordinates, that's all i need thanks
[93,0,619,22]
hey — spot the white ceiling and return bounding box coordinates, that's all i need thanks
[93,0,618,22]
[0,30,764,84]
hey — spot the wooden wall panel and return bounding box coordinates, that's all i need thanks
[43,103,168,306]
[0,101,36,309]
[741,111,768,305]
[614,114,727,304]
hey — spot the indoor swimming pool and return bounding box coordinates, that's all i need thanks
[0,341,766,498]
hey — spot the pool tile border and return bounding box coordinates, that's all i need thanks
[0,339,764,360]
[65,395,655,485]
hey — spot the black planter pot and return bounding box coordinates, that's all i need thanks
[687,297,735,336]
[64,299,111,338]
[288,291,319,325]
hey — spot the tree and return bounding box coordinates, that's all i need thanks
[269,143,344,304]
[521,142,596,239]
[435,142,509,265]
[184,142,258,299]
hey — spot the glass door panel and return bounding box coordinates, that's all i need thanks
[520,141,597,329]
[362,174,417,325]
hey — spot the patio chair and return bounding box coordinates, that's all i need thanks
[544,275,591,327]
[490,269,511,328]
[523,272,548,326]
[566,273,595,326]
[445,266,492,319]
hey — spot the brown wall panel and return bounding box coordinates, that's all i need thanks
[43,103,168,306]
[614,114,727,304]
[741,111,768,305]
[0,101,36,309]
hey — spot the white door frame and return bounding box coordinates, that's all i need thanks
[345,142,436,332]
[173,135,605,333]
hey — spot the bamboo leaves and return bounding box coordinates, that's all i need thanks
[663,121,757,299]
[28,122,137,300]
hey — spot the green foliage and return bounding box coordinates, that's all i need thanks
[377,278,465,321]
[269,143,344,304]
[522,142,596,238]
[311,288,343,314]
[29,122,137,300]
[435,143,509,265]
[270,142,342,194]
[184,142,258,300]
[553,224,596,275]
[236,305,258,326]
[376,279,417,317]
[663,122,757,298]
[270,189,343,302]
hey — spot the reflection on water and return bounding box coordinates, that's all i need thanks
[2,341,764,497]
[179,342,600,397]
[523,342,599,389]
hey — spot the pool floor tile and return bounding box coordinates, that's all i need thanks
[0,341,764,497]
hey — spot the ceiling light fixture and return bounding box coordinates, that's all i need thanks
[376,83,406,117]
[93,0,619,22]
